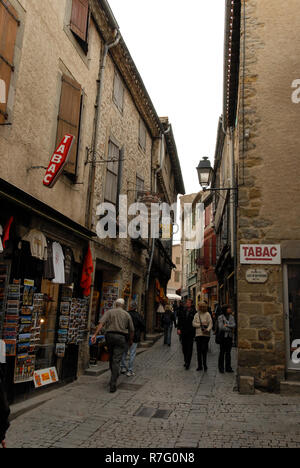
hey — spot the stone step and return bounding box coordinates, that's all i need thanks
[85,363,109,376]
[138,341,154,349]
[280,381,300,395]
[287,371,300,382]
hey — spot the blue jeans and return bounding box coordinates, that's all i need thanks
[164,325,173,345]
[121,342,138,372]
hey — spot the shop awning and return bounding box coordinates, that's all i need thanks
[0,178,96,241]
[167,293,181,301]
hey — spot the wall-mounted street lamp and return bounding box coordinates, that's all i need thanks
[196,157,212,189]
[196,157,237,192]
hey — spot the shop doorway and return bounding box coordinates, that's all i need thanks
[283,263,300,371]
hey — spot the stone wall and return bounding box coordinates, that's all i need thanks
[0,0,101,226]
[236,0,300,390]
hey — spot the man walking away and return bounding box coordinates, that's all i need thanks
[120,301,145,377]
[177,299,196,370]
[92,299,134,393]
[161,305,176,346]
[0,362,10,449]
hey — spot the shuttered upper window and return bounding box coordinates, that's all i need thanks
[70,0,89,50]
[56,74,82,177]
[104,141,120,205]
[139,119,146,152]
[0,0,19,124]
[113,71,124,113]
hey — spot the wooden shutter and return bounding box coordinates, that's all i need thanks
[139,120,146,152]
[212,234,217,266]
[113,72,124,112]
[204,238,210,269]
[104,141,120,204]
[56,74,82,176]
[0,0,19,124]
[70,0,89,42]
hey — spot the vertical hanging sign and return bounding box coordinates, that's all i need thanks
[43,134,75,188]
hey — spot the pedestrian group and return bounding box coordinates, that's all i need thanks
[91,296,235,395]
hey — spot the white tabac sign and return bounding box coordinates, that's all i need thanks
[246,269,268,284]
[240,245,281,265]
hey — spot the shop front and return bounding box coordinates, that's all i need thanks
[283,263,300,373]
[0,182,95,402]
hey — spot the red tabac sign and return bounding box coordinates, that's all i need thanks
[43,135,75,188]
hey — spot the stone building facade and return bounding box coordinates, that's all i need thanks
[211,0,300,391]
[167,244,182,298]
[0,0,185,401]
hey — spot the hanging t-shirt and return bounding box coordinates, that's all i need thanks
[52,242,65,284]
[64,247,74,285]
[43,239,55,280]
[22,229,47,261]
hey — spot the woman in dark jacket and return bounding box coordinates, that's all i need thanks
[161,305,176,346]
[0,364,10,448]
[217,305,236,373]
[177,299,196,370]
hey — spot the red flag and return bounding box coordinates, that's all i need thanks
[80,246,94,296]
[3,216,14,249]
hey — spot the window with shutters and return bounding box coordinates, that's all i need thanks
[70,0,89,53]
[56,74,82,178]
[175,271,180,283]
[113,71,124,113]
[104,141,120,205]
[138,119,146,152]
[0,0,19,124]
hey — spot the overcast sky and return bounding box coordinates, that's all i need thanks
[108,0,225,196]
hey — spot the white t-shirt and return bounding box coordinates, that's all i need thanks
[23,229,47,261]
[0,340,6,363]
[52,242,65,284]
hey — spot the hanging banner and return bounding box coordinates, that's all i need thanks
[43,134,75,188]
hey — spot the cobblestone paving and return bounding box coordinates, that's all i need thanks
[6,332,300,448]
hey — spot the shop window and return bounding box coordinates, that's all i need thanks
[56,74,83,179]
[70,0,89,53]
[104,140,120,205]
[139,119,146,152]
[0,0,19,124]
[113,71,124,113]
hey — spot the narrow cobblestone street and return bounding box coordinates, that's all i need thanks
[6,332,300,448]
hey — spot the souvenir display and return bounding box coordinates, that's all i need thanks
[0,280,45,383]
[68,298,89,344]
[0,264,9,338]
[100,281,119,317]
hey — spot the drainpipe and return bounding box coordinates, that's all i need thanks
[229,127,238,316]
[86,29,121,228]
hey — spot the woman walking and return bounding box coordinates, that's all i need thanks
[193,302,213,371]
[161,305,176,346]
[217,304,236,373]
